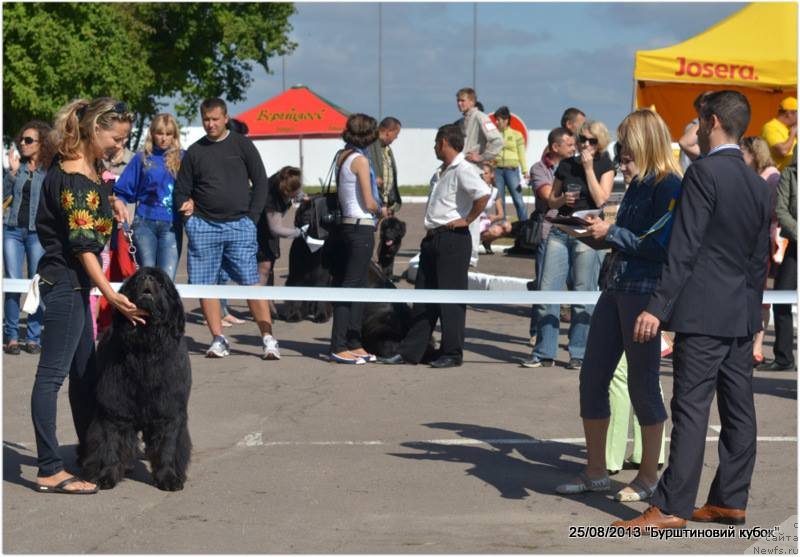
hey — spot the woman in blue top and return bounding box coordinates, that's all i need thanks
[113,114,185,280]
[555,109,682,504]
[3,121,56,355]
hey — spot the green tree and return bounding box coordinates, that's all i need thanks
[3,2,296,145]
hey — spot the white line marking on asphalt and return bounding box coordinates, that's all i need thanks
[236,433,796,448]
[709,425,722,433]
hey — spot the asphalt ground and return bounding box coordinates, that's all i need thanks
[3,201,797,553]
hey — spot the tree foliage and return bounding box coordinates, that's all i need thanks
[3,2,296,145]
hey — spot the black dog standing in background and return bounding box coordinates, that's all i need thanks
[81,267,192,491]
[377,217,406,280]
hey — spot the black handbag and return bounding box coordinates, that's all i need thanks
[598,249,619,290]
[308,149,350,240]
[513,211,544,250]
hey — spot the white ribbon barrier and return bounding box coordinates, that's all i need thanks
[3,279,797,306]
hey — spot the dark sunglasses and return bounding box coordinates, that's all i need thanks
[19,136,38,145]
[110,101,129,114]
[579,135,598,146]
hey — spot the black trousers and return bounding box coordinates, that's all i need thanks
[771,241,796,366]
[31,278,98,476]
[651,333,756,519]
[399,228,471,363]
[329,224,375,353]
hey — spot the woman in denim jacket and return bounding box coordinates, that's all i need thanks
[555,109,682,504]
[3,121,55,354]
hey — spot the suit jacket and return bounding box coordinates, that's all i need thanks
[646,148,771,337]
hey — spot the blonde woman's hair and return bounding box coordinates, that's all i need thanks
[143,113,182,177]
[740,136,775,174]
[580,120,612,153]
[616,109,682,181]
[52,97,135,161]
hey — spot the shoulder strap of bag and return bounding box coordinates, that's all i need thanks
[325,148,355,194]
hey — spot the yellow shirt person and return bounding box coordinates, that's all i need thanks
[761,97,797,171]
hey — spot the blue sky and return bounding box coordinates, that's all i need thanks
[217,2,745,131]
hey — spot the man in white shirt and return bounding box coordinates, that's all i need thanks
[380,124,490,368]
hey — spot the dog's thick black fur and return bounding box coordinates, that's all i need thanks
[377,217,406,279]
[282,198,335,323]
[82,267,192,491]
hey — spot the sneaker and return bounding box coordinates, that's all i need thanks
[262,335,280,360]
[518,356,554,368]
[566,358,583,370]
[206,338,230,358]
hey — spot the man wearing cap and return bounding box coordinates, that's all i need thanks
[761,97,797,171]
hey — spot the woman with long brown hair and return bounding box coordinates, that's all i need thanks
[113,113,185,280]
[3,120,56,355]
[32,97,145,494]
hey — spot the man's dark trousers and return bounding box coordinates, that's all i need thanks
[399,228,471,363]
[650,333,757,519]
[772,241,797,367]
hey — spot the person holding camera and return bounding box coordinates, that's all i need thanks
[328,114,380,365]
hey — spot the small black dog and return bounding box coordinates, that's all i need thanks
[82,267,192,491]
[377,217,406,280]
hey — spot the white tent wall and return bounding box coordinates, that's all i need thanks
[180,127,552,186]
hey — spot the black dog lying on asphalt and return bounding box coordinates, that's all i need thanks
[377,216,406,280]
[82,267,192,491]
[281,202,430,358]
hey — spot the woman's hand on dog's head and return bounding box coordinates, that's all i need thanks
[110,292,148,326]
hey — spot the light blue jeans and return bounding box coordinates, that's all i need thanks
[494,167,527,222]
[3,226,45,345]
[132,217,182,281]
[530,228,601,360]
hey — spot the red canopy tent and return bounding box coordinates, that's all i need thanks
[234,85,350,178]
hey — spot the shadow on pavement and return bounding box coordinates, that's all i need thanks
[389,422,641,521]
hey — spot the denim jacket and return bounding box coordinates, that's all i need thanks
[3,165,47,231]
[604,172,682,292]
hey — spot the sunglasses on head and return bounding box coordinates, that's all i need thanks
[579,135,598,146]
[19,136,38,145]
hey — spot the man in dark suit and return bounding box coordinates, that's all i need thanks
[614,91,771,529]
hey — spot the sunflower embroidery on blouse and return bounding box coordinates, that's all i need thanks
[63,181,112,247]
[60,190,74,210]
[85,190,101,211]
[93,216,113,237]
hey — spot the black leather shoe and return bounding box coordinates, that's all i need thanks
[757,360,795,372]
[378,354,407,365]
[429,356,462,368]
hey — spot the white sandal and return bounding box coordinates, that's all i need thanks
[614,477,658,502]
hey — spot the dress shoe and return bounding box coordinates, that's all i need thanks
[429,356,462,368]
[378,354,407,365]
[756,360,795,372]
[691,503,746,525]
[611,506,687,530]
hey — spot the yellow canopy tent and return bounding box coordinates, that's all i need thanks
[634,2,797,140]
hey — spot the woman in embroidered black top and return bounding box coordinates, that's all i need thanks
[32,97,144,494]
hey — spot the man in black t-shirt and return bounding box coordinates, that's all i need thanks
[174,98,279,360]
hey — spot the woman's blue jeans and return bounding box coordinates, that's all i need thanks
[494,168,527,221]
[30,278,97,476]
[3,226,45,345]
[531,228,601,360]
[132,217,182,281]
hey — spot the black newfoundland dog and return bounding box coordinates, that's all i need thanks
[81,267,192,491]
[282,201,432,358]
[377,216,406,280]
